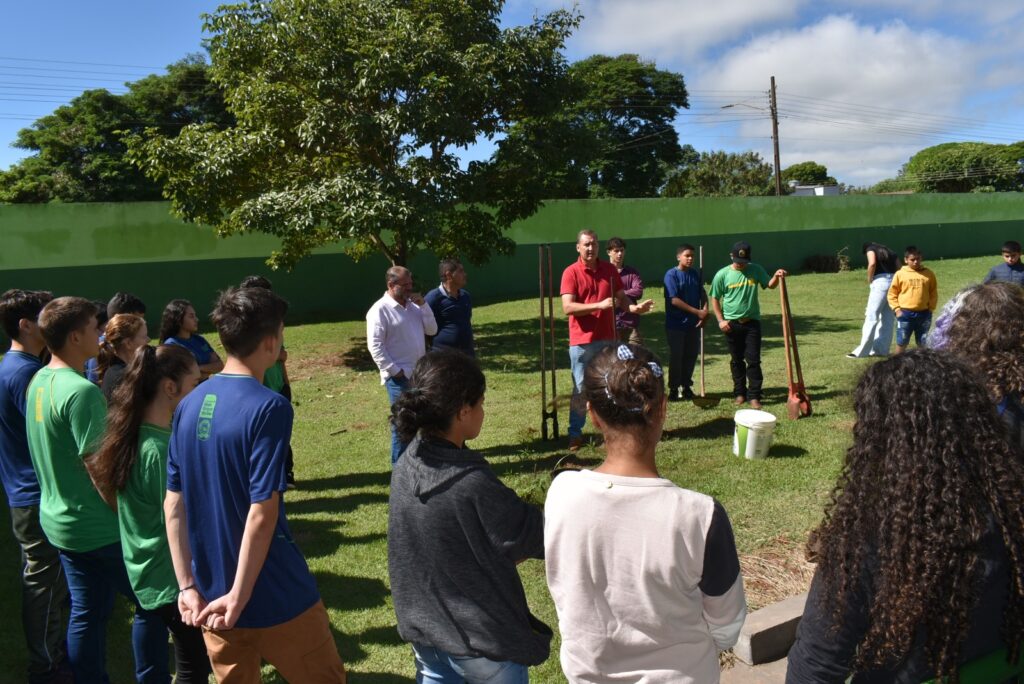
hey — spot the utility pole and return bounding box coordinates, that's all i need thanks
[770,76,782,197]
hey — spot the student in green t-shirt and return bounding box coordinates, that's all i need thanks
[709,241,787,410]
[88,343,210,683]
[26,296,168,682]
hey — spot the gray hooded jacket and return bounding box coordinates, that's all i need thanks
[387,435,551,665]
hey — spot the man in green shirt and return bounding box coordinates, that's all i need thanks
[709,241,786,410]
[26,296,167,683]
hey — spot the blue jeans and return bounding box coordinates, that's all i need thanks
[385,375,411,464]
[59,542,169,683]
[412,644,528,684]
[850,274,895,357]
[568,341,612,438]
[896,310,931,348]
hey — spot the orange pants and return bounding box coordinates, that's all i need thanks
[202,600,346,683]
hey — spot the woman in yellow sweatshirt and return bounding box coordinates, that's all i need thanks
[887,245,938,353]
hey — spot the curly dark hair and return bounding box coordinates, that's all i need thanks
[812,350,1024,680]
[943,282,1024,402]
[391,349,486,444]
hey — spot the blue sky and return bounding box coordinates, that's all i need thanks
[2,1,1023,186]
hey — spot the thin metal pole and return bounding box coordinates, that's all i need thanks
[538,245,548,440]
[547,245,560,439]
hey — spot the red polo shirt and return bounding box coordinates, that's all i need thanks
[561,258,623,346]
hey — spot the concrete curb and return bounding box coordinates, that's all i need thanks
[734,592,808,665]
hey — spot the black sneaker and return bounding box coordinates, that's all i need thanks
[667,388,682,402]
[681,388,696,400]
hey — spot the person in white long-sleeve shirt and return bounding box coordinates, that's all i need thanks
[545,342,746,684]
[366,266,438,464]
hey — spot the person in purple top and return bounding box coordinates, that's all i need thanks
[607,237,644,345]
[0,288,71,684]
[425,258,475,357]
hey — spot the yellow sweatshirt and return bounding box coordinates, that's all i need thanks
[887,265,938,313]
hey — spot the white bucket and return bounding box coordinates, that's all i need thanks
[733,409,777,459]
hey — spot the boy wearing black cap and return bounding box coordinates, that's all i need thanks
[709,241,786,410]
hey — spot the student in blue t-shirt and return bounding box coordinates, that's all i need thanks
[0,288,71,683]
[159,299,224,380]
[425,258,475,357]
[663,244,708,401]
[165,287,346,682]
[86,292,148,384]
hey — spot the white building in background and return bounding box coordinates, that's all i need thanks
[788,180,840,196]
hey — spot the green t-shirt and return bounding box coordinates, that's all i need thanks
[118,424,177,610]
[263,360,286,394]
[26,366,117,552]
[710,263,771,321]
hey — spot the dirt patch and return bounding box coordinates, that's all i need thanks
[740,535,816,611]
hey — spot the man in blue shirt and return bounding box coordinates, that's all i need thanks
[425,258,475,357]
[663,245,708,401]
[983,240,1024,286]
[165,287,346,681]
[0,288,70,684]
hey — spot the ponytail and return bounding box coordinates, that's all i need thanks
[390,349,486,444]
[96,313,146,384]
[89,345,196,495]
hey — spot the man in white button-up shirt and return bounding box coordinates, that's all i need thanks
[366,266,438,464]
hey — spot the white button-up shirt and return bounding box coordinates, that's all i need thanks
[366,292,438,384]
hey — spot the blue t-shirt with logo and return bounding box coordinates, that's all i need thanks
[664,267,706,331]
[167,374,318,628]
[164,334,216,366]
[0,350,43,507]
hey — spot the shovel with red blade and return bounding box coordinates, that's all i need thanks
[779,276,812,419]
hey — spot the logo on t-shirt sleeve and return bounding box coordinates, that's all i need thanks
[197,394,217,441]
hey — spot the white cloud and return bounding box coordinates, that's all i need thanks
[569,0,802,61]
[696,15,979,185]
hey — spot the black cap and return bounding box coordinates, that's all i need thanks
[730,241,752,264]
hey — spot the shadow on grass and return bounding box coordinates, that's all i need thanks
[663,416,736,441]
[358,624,405,647]
[314,570,391,614]
[476,317,566,375]
[298,471,393,490]
[347,673,412,684]
[287,491,389,516]
[338,335,378,372]
[769,444,810,458]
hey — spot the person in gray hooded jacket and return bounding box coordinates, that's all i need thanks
[387,349,550,683]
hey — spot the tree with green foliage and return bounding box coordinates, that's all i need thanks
[0,55,231,203]
[662,150,774,198]
[781,161,837,188]
[128,0,579,269]
[524,54,688,199]
[901,141,1024,193]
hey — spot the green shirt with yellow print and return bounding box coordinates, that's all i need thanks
[710,263,770,321]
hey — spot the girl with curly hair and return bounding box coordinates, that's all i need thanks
[938,282,1024,448]
[545,343,746,683]
[88,344,210,682]
[388,349,550,683]
[95,313,149,401]
[787,350,1024,683]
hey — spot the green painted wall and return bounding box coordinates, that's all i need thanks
[2,194,1021,322]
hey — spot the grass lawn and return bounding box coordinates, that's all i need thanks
[0,254,996,683]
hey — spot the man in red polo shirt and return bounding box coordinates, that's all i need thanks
[561,230,655,450]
